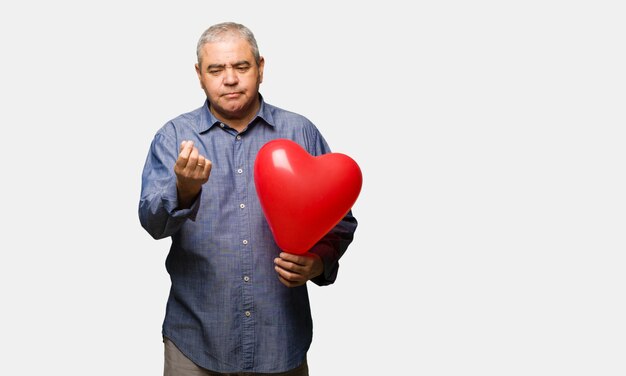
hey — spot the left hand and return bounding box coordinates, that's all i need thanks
[274,252,324,288]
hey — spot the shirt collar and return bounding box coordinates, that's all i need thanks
[197,94,275,133]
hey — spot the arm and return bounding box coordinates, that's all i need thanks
[273,122,359,286]
[308,210,358,286]
[273,211,358,287]
[138,135,212,239]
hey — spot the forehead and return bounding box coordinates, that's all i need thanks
[199,37,255,66]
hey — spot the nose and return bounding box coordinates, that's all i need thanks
[223,67,239,86]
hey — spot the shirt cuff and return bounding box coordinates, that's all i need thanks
[162,179,202,221]
[309,240,340,286]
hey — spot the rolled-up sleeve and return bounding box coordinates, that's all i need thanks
[310,210,358,286]
[138,131,201,240]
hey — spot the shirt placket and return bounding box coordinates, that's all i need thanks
[234,132,255,370]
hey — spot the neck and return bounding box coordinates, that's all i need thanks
[210,98,260,133]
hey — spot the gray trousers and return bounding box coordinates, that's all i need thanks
[164,338,309,376]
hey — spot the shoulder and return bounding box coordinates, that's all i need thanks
[262,101,331,155]
[162,105,205,131]
[263,101,319,133]
[154,105,206,139]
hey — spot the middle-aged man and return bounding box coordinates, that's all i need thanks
[139,21,358,375]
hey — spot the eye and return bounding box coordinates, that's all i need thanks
[208,68,223,75]
[236,65,251,73]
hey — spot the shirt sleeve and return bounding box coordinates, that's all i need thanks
[138,131,201,240]
[310,210,358,286]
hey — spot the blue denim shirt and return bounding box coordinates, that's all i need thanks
[139,97,358,373]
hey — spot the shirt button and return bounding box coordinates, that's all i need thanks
[240,203,245,209]
[237,168,243,174]
[245,311,251,317]
[220,123,225,128]
[236,135,242,140]
[242,239,248,245]
[243,276,250,282]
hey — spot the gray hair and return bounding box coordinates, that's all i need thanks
[196,22,261,65]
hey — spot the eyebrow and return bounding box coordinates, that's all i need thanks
[206,60,252,70]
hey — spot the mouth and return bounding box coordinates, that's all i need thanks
[223,92,242,99]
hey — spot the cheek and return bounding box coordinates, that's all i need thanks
[202,80,220,95]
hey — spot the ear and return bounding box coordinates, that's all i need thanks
[195,63,203,87]
[258,56,265,84]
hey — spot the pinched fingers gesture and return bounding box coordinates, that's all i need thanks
[174,140,212,206]
[175,140,212,182]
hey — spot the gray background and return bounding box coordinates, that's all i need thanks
[1,1,624,375]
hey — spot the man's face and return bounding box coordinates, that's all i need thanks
[195,36,264,123]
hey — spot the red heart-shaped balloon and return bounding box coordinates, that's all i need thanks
[254,139,362,254]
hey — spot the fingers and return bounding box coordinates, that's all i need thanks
[189,146,200,167]
[277,252,307,265]
[175,141,193,170]
[274,253,307,274]
[274,265,306,287]
[202,160,212,175]
[176,140,211,172]
[277,274,303,288]
[183,142,200,170]
[274,257,304,283]
[274,252,323,288]
[173,141,212,208]
[177,140,200,170]
[196,155,205,167]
